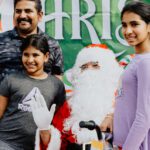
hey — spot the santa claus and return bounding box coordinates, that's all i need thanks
[32,44,123,150]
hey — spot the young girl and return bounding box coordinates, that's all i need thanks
[113,1,150,150]
[0,34,65,150]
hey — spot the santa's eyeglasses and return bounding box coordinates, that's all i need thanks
[80,61,100,71]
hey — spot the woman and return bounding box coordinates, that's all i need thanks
[113,1,150,150]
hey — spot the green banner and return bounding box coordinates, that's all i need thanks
[0,0,149,71]
[45,0,149,71]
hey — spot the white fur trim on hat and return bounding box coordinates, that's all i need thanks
[35,126,61,150]
[74,46,116,69]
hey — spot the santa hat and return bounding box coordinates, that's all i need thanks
[70,44,122,85]
[74,44,112,69]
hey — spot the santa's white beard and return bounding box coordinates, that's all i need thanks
[64,69,119,144]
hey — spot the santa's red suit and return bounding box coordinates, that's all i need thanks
[37,93,113,150]
[35,44,123,150]
[35,101,81,150]
[52,101,78,150]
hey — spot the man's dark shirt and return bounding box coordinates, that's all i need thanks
[0,27,63,82]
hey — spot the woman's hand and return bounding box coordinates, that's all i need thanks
[100,113,113,133]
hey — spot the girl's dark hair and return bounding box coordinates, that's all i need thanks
[21,34,49,54]
[121,1,150,24]
[14,0,42,12]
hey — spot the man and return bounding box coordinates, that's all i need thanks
[0,0,63,82]
[33,44,123,150]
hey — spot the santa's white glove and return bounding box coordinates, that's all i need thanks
[30,91,56,130]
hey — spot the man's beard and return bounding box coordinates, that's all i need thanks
[64,69,117,131]
[16,18,33,34]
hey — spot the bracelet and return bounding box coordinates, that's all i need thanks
[106,113,113,119]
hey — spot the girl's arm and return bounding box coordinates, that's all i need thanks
[123,59,150,150]
[0,95,8,119]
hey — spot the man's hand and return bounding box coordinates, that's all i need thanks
[30,91,56,130]
[100,113,113,133]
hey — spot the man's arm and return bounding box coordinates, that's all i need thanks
[0,96,8,119]
[45,36,64,76]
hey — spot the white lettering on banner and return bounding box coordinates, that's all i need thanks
[116,25,129,46]
[0,0,127,45]
[115,0,127,45]
[71,0,100,44]
[0,0,14,31]
[101,0,111,39]
[40,0,70,39]
[39,0,46,30]
[118,0,126,11]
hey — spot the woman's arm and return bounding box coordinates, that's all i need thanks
[0,95,8,119]
[100,113,113,132]
[123,59,150,150]
[100,99,115,132]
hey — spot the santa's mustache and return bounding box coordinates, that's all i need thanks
[17,18,32,24]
